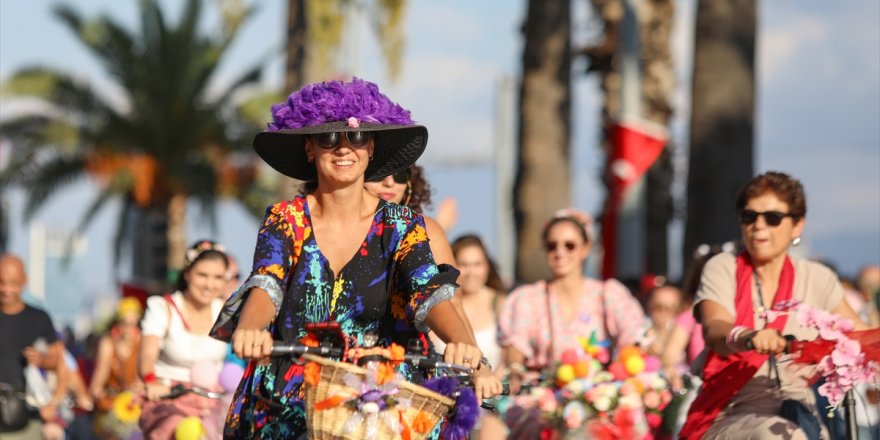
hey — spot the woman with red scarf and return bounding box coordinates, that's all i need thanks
[680,171,869,440]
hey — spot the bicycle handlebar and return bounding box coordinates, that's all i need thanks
[159,384,223,400]
[743,334,797,352]
[269,343,475,374]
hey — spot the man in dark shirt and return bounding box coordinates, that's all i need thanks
[0,253,66,437]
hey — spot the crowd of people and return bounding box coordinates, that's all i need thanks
[0,78,877,440]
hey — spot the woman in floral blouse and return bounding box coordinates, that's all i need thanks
[499,209,646,388]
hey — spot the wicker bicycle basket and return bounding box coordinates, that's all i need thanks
[302,354,456,440]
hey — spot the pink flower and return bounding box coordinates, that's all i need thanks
[817,355,835,376]
[643,390,661,410]
[646,412,663,429]
[347,117,360,128]
[760,310,785,323]
[818,380,845,406]
[831,339,862,367]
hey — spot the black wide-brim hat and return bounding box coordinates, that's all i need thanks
[253,121,427,182]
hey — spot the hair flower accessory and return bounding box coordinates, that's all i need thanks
[183,240,226,268]
[553,208,595,242]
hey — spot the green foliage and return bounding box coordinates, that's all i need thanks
[0,0,266,270]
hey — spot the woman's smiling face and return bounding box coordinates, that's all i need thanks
[306,132,375,188]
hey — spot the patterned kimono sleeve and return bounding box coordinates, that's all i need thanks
[211,203,295,341]
[497,284,540,362]
[391,214,459,332]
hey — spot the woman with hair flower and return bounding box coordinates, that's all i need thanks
[499,208,646,389]
[138,240,231,439]
[209,78,499,438]
[680,171,871,440]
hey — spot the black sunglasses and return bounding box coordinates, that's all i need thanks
[738,210,795,227]
[367,168,411,184]
[545,240,577,253]
[312,131,373,149]
[391,168,411,184]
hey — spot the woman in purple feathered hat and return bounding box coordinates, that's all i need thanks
[209,78,500,438]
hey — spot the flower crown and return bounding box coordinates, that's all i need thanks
[551,208,595,243]
[184,240,227,268]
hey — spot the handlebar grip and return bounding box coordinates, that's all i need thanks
[270,345,343,357]
[743,334,796,352]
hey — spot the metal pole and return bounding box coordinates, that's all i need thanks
[843,389,857,440]
[615,0,646,281]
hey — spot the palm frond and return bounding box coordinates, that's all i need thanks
[22,154,87,219]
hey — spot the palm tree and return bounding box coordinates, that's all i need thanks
[0,0,264,288]
[514,0,572,282]
[683,0,756,263]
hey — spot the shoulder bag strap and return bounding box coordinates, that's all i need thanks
[163,294,190,332]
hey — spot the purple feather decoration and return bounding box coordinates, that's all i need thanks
[268,77,414,131]
[421,376,459,397]
[421,377,479,440]
[443,388,479,440]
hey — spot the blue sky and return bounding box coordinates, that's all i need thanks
[1,0,878,328]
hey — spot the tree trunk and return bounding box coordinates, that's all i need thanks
[279,0,308,200]
[285,0,308,93]
[514,0,572,282]
[641,0,675,284]
[166,192,187,276]
[683,0,756,264]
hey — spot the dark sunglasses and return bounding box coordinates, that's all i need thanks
[544,240,577,253]
[738,209,795,227]
[312,131,373,149]
[391,168,411,184]
[367,168,411,184]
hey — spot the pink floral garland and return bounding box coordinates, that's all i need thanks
[761,301,880,409]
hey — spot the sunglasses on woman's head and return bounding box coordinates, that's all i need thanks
[545,240,577,253]
[738,209,795,227]
[312,131,373,149]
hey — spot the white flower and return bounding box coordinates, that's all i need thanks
[361,402,380,414]
[593,396,612,412]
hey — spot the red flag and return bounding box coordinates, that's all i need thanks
[601,121,667,280]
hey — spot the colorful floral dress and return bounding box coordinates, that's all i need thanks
[210,195,458,438]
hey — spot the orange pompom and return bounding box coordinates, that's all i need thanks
[412,410,435,434]
[618,346,641,362]
[377,362,397,385]
[304,362,321,386]
[573,360,591,378]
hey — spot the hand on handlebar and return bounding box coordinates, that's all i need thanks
[232,328,274,360]
[472,365,504,401]
[744,328,788,355]
[145,382,172,401]
[442,342,482,370]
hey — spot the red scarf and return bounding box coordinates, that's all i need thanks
[679,252,794,440]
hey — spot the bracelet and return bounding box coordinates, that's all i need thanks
[509,362,526,375]
[726,326,750,352]
[479,356,493,371]
[142,372,157,384]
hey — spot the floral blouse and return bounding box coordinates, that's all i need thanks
[210,195,457,438]
[498,278,646,370]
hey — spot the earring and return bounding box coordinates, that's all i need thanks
[792,237,801,247]
[402,182,412,206]
[307,156,313,163]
